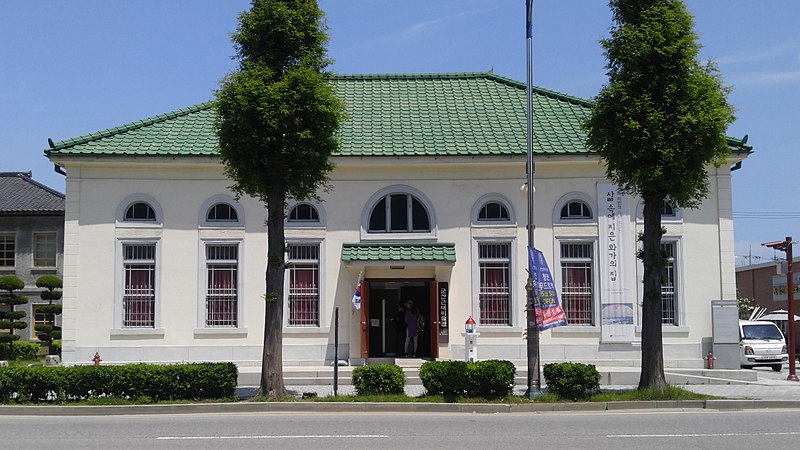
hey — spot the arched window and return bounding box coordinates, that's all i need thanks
[560,201,592,220]
[288,204,319,222]
[661,203,676,217]
[207,203,238,222]
[478,202,510,222]
[368,193,430,233]
[125,202,156,221]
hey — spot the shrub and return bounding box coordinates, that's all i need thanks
[352,364,405,396]
[0,362,238,403]
[420,360,515,397]
[12,341,41,360]
[543,362,601,401]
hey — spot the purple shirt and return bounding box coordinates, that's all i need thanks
[405,309,419,337]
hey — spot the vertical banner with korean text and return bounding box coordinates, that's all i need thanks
[529,247,567,331]
[597,183,634,342]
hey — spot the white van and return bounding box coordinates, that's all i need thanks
[739,320,788,372]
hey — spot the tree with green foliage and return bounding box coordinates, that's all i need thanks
[35,275,63,355]
[0,275,28,354]
[737,290,756,320]
[585,0,735,390]
[214,0,344,398]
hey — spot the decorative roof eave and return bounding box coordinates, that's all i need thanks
[341,242,456,266]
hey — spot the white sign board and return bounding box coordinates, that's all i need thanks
[597,183,634,342]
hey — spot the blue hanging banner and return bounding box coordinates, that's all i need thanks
[528,247,567,331]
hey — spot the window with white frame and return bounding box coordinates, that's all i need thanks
[478,242,511,326]
[205,243,239,327]
[33,232,57,268]
[206,203,238,223]
[560,242,594,325]
[0,233,14,267]
[288,204,319,222]
[661,241,678,325]
[478,201,510,222]
[286,243,320,327]
[122,243,156,327]
[368,193,430,233]
[560,200,592,220]
[124,202,157,221]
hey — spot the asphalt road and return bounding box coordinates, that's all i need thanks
[4,409,800,450]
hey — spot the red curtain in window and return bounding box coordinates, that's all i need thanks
[208,265,236,326]
[289,266,317,326]
[124,267,154,327]
[480,265,509,325]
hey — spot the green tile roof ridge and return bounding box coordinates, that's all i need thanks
[329,71,595,107]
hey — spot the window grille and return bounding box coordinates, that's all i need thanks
[123,243,156,327]
[478,242,511,326]
[560,242,594,325]
[661,242,677,325]
[287,244,320,327]
[206,244,238,327]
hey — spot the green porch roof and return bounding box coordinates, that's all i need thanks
[46,72,752,158]
[341,242,456,264]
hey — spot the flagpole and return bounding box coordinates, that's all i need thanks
[524,0,541,398]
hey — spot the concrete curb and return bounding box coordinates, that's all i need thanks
[2,399,800,416]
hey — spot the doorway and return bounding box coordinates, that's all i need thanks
[368,281,432,358]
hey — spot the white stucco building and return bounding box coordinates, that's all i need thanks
[46,72,751,368]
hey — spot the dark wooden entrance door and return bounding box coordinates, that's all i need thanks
[366,280,435,358]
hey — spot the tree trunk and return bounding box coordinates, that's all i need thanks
[638,194,668,390]
[261,183,287,399]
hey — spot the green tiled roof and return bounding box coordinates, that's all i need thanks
[341,242,456,264]
[46,72,752,157]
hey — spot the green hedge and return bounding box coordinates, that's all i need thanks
[351,364,405,396]
[543,362,601,401]
[0,341,40,360]
[419,360,516,397]
[0,362,238,403]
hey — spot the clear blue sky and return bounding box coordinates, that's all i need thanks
[2,0,798,264]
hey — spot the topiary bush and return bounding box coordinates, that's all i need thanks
[543,362,601,401]
[0,275,28,349]
[351,364,405,396]
[35,275,63,355]
[420,360,515,397]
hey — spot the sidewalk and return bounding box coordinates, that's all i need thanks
[3,364,800,415]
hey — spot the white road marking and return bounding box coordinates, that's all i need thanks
[609,431,800,438]
[157,434,388,440]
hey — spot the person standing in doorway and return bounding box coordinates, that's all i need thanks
[404,299,420,357]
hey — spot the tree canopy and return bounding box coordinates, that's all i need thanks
[585,0,735,389]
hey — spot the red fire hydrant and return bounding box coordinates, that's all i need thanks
[92,352,102,366]
[706,351,715,369]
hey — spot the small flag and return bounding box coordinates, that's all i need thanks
[526,0,533,38]
[352,271,363,310]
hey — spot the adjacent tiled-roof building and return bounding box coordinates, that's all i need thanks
[0,171,65,344]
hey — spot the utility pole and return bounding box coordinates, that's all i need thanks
[763,237,798,382]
